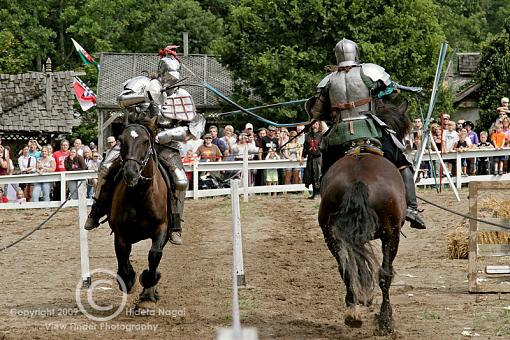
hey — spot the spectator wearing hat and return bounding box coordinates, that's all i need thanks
[442,120,459,175]
[196,133,222,162]
[441,113,450,129]
[244,123,254,134]
[463,121,478,145]
[263,126,279,157]
[492,98,510,133]
[497,97,510,115]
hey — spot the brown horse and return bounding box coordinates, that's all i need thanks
[109,117,169,309]
[318,101,409,333]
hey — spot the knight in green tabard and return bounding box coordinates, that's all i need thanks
[305,38,426,230]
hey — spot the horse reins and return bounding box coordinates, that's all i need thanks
[122,123,155,182]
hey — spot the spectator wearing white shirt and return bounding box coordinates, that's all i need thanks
[18,146,36,201]
[442,121,459,176]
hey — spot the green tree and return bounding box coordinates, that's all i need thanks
[435,0,487,51]
[0,0,56,72]
[475,20,510,131]
[142,1,223,54]
[213,0,445,122]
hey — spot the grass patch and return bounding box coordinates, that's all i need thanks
[495,309,510,336]
[422,310,441,320]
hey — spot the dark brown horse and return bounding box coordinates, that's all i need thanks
[318,101,409,333]
[110,117,169,309]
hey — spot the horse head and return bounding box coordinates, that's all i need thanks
[375,98,411,141]
[118,117,157,187]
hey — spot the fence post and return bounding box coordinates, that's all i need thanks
[78,181,91,288]
[193,161,199,200]
[242,151,249,202]
[217,179,258,340]
[230,179,246,286]
[60,172,67,205]
[456,153,462,189]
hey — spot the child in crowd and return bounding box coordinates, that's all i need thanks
[490,124,506,175]
[16,190,26,204]
[0,188,8,203]
[455,128,472,176]
[182,149,197,188]
[477,131,493,175]
[265,148,280,196]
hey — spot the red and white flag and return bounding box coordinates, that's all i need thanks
[73,77,97,111]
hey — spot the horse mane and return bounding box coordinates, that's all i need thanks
[374,99,411,141]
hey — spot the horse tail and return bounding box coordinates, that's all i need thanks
[331,181,379,305]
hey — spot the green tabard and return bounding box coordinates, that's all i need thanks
[325,118,382,146]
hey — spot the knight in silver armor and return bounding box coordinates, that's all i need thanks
[305,38,426,230]
[85,45,204,244]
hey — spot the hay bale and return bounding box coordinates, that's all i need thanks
[447,224,469,259]
[447,198,510,260]
[476,198,510,244]
[479,231,510,244]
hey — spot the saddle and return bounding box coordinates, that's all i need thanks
[344,138,384,157]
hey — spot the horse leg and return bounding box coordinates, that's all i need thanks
[114,236,136,293]
[377,234,399,334]
[137,232,166,309]
[321,223,362,328]
[339,265,363,328]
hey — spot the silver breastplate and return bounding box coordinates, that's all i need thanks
[329,67,372,120]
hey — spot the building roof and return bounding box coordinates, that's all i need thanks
[97,53,234,110]
[0,71,76,134]
[454,82,480,104]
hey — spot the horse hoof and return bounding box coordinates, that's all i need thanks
[375,325,394,336]
[376,314,394,334]
[118,275,137,294]
[344,315,363,328]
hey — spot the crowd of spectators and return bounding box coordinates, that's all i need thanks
[180,122,308,190]
[0,120,311,202]
[16,96,510,202]
[0,136,102,203]
[411,97,510,178]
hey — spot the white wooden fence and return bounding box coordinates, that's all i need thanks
[415,148,510,188]
[1,147,510,209]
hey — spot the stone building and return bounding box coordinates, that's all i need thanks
[448,52,482,123]
[0,63,78,159]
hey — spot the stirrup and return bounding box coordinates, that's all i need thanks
[406,208,426,229]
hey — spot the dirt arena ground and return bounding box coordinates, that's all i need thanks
[1,188,509,339]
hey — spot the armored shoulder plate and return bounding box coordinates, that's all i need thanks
[361,63,391,86]
[122,76,151,93]
[317,73,332,92]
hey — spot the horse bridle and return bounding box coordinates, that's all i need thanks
[122,123,155,182]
